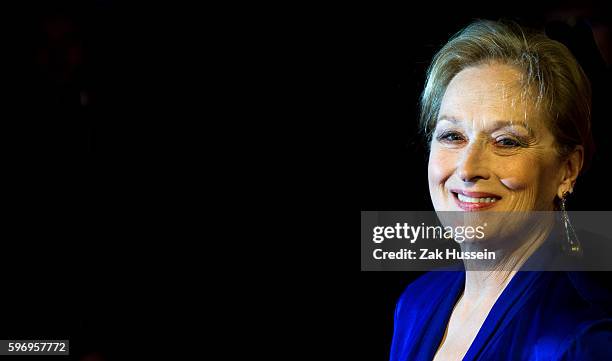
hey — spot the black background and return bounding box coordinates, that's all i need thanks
[359,1,612,360]
[1,1,188,360]
[3,0,611,360]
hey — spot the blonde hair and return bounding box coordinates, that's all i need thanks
[420,20,594,171]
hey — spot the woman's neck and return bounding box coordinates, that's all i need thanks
[461,222,552,303]
[463,270,516,303]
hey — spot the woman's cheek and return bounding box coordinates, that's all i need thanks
[499,162,543,210]
[500,176,528,190]
[428,148,456,186]
[498,157,540,191]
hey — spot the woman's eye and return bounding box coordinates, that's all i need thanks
[496,138,521,147]
[437,131,465,143]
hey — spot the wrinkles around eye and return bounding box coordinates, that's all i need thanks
[435,130,465,143]
[435,128,535,147]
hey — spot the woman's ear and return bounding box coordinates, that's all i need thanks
[557,145,584,199]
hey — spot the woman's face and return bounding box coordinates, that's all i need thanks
[428,63,565,212]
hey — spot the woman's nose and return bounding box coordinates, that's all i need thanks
[456,142,491,183]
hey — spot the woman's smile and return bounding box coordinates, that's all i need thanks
[450,189,502,211]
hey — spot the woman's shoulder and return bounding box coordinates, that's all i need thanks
[564,271,612,314]
[395,271,462,313]
[554,318,612,360]
[523,272,612,360]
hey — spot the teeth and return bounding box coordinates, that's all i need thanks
[457,193,498,203]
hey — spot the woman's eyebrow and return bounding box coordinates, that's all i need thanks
[437,115,460,123]
[489,120,534,136]
[437,116,534,135]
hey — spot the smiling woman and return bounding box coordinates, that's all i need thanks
[429,63,575,213]
[389,20,612,361]
[425,39,590,213]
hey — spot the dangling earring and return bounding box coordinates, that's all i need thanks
[560,191,582,256]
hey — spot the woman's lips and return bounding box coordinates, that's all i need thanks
[450,189,501,211]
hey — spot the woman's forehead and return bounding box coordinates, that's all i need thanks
[439,64,544,128]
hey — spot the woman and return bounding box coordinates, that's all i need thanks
[390,20,612,360]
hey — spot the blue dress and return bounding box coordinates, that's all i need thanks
[390,268,612,360]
